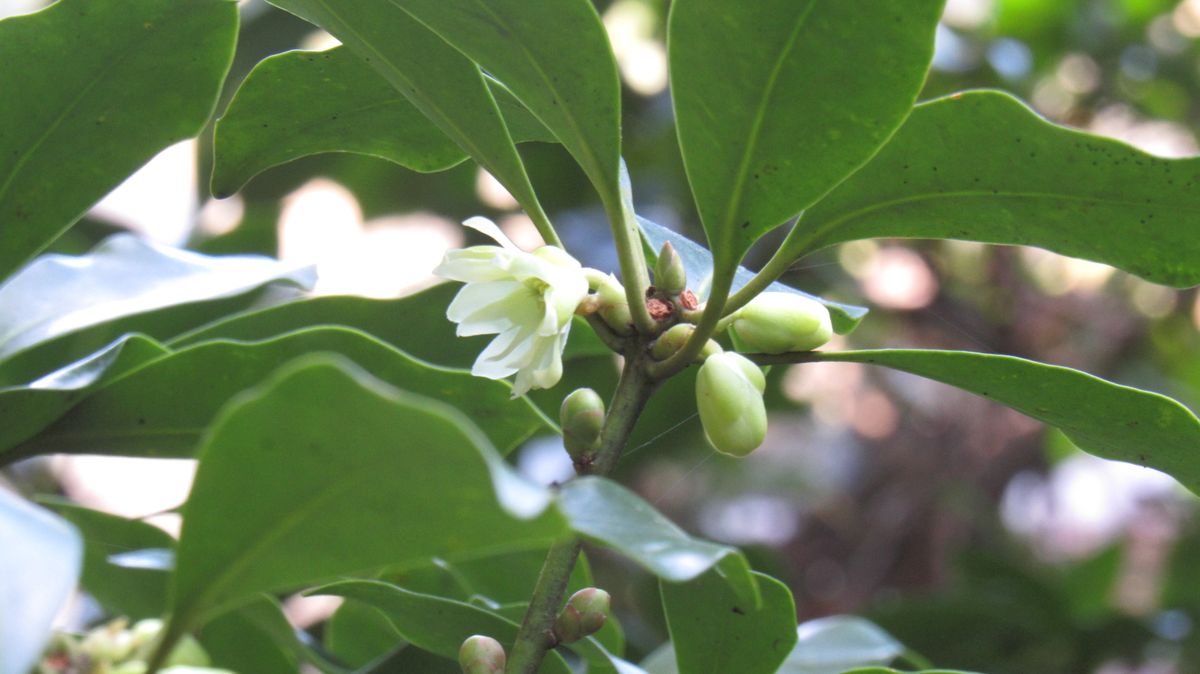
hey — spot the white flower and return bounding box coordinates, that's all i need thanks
[434,217,589,397]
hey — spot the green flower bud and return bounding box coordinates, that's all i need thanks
[459,635,506,674]
[80,619,135,663]
[553,588,611,644]
[729,292,832,354]
[654,242,687,296]
[163,636,211,668]
[651,324,723,361]
[594,273,634,336]
[696,352,767,457]
[561,388,605,462]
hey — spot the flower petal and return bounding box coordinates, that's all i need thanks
[464,216,520,251]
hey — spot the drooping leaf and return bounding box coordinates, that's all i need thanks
[264,0,549,227]
[638,216,867,334]
[780,616,905,674]
[661,570,797,674]
[0,335,168,458]
[41,498,173,620]
[168,354,565,629]
[789,91,1200,287]
[667,0,943,269]
[212,46,555,197]
[312,579,572,674]
[558,477,759,607]
[0,234,314,380]
[808,349,1200,494]
[169,283,611,370]
[0,0,238,279]
[393,0,623,204]
[0,491,82,674]
[10,327,552,462]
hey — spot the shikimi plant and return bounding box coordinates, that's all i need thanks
[1,1,1198,673]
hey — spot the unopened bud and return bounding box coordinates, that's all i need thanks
[459,635,506,674]
[561,388,605,462]
[594,274,634,336]
[80,619,135,663]
[696,352,767,457]
[554,588,611,644]
[729,292,832,354]
[654,242,687,296]
[651,324,723,361]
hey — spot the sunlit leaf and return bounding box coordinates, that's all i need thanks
[0,0,238,279]
[789,91,1200,287]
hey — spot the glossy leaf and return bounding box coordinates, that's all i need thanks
[265,0,548,227]
[661,570,797,674]
[0,490,82,674]
[394,0,622,202]
[11,327,552,461]
[0,0,238,279]
[639,216,867,334]
[169,354,565,627]
[558,477,759,606]
[668,0,942,266]
[212,47,555,197]
[790,91,1200,287]
[0,234,314,370]
[810,349,1200,494]
[312,579,572,674]
[0,335,168,458]
[169,283,611,370]
[780,616,905,674]
[42,499,173,620]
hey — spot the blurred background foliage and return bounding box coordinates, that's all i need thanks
[5,0,1199,672]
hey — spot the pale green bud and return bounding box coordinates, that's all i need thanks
[654,242,687,296]
[594,273,634,335]
[163,636,211,668]
[651,324,723,361]
[696,352,767,457]
[729,292,832,354]
[459,635,506,674]
[553,588,610,644]
[561,388,605,462]
[80,619,135,663]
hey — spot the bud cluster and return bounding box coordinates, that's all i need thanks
[37,618,224,674]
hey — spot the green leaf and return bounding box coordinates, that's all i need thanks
[212,46,555,197]
[10,327,552,461]
[325,600,406,669]
[780,616,904,674]
[392,0,622,204]
[41,499,173,620]
[558,477,759,607]
[0,234,314,382]
[661,570,797,674]
[0,0,238,279]
[168,354,565,628]
[265,0,549,228]
[199,599,303,674]
[169,284,611,370]
[789,91,1200,287]
[638,216,867,335]
[312,579,572,674]
[667,0,943,267]
[811,349,1200,495]
[839,670,981,674]
[0,490,82,674]
[0,335,168,458]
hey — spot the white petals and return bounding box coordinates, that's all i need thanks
[435,217,589,397]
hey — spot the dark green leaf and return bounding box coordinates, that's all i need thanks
[638,216,867,334]
[790,91,1200,287]
[393,0,622,204]
[11,327,552,461]
[839,670,981,674]
[212,47,555,197]
[41,499,172,619]
[668,0,942,267]
[661,570,797,674]
[265,0,549,227]
[0,0,238,279]
[168,354,566,629]
[198,598,306,674]
[312,579,572,674]
[0,335,168,459]
[558,477,759,607]
[0,234,314,382]
[811,349,1200,495]
[781,616,904,674]
[0,490,81,674]
[325,600,406,669]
